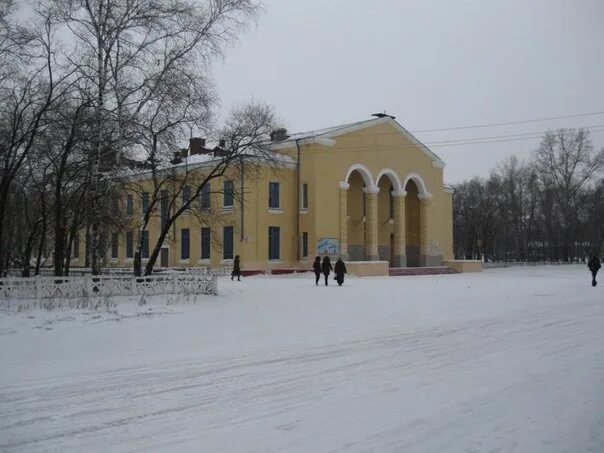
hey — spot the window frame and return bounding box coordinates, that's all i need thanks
[223,180,234,208]
[126,193,134,216]
[302,183,308,210]
[200,183,211,211]
[223,226,234,260]
[302,231,308,259]
[181,228,190,260]
[268,182,280,209]
[268,226,280,260]
[126,231,134,259]
[201,227,211,260]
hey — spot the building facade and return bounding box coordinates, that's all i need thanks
[73,115,453,271]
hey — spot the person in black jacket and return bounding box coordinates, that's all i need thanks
[321,256,332,286]
[334,258,347,286]
[231,255,241,281]
[588,256,601,287]
[312,256,321,286]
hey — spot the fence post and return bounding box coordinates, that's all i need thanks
[35,276,41,300]
[173,274,178,294]
[85,276,92,298]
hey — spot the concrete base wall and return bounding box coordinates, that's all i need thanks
[444,259,483,273]
[346,261,390,277]
[420,254,443,267]
[348,244,365,261]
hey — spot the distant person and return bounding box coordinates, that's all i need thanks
[231,255,241,281]
[321,256,332,287]
[588,256,601,287]
[334,258,347,286]
[312,256,321,286]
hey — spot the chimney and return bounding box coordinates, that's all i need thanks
[218,139,226,148]
[180,148,188,159]
[189,137,206,155]
[171,151,183,165]
[270,128,289,142]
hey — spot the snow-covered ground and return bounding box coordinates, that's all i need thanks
[1,266,603,452]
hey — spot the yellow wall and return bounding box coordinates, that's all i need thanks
[71,118,454,271]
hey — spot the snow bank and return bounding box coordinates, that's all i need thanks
[0,266,602,452]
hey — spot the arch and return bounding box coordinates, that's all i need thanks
[376,168,403,193]
[345,164,375,189]
[402,173,431,197]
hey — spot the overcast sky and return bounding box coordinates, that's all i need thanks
[213,0,604,183]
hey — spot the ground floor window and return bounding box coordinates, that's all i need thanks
[181,228,190,260]
[223,226,234,260]
[269,226,280,260]
[302,232,308,258]
[73,233,79,259]
[126,231,134,258]
[201,227,211,260]
[111,233,119,259]
[141,230,149,259]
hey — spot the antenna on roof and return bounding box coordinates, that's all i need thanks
[371,112,396,120]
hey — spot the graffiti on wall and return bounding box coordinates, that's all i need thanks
[317,238,339,256]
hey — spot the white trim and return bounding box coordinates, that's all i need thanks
[432,161,446,169]
[344,163,375,188]
[402,172,430,197]
[443,185,455,194]
[299,209,309,215]
[339,181,350,190]
[220,259,234,265]
[391,190,407,198]
[268,260,284,264]
[320,117,445,166]
[267,208,283,214]
[362,186,380,194]
[221,206,234,212]
[270,136,337,150]
[418,193,433,200]
[198,259,210,265]
[376,168,403,192]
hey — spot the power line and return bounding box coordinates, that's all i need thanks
[316,124,604,153]
[411,111,604,133]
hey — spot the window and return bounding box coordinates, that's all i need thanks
[141,192,149,214]
[389,186,394,219]
[182,185,190,210]
[268,226,280,260]
[126,194,134,216]
[269,182,280,209]
[201,227,211,260]
[126,231,134,258]
[160,190,169,228]
[200,183,211,210]
[302,183,308,210]
[141,230,149,259]
[302,232,308,258]
[181,228,190,260]
[223,180,234,208]
[111,233,119,259]
[73,233,79,259]
[223,226,234,260]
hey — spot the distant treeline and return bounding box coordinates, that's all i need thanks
[453,128,604,262]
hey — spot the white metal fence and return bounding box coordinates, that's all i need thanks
[0,274,217,301]
[483,261,584,269]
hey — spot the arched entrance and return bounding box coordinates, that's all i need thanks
[346,170,368,261]
[376,171,401,266]
[405,179,421,267]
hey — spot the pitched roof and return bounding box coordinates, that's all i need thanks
[272,116,445,166]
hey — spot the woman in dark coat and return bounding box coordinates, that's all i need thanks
[588,256,601,287]
[321,256,332,286]
[312,256,321,286]
[231,255,241,281]
[334,258,347,286]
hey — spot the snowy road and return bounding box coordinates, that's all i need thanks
[1,266,603,452]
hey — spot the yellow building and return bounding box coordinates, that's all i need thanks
[80,115,453,273]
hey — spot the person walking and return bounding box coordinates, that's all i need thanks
[231,255,241,281]
[588,255,601,287]
[334,258,347,286]
[312,256,321,286]
[321,255,332,287]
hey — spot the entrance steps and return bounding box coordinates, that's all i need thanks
[388,266,459,276]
